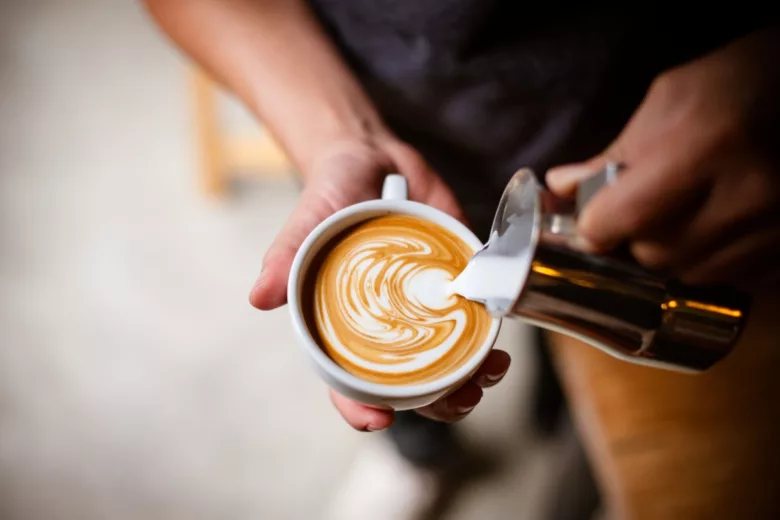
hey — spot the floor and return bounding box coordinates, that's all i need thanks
[0,1,578,519]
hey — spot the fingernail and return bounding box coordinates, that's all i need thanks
[366,424,386,432]
[455,404,476,415]
[477,370,507,387]
[485,370,508,383]
[448,396,480,415]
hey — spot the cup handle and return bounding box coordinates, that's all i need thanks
[381,174,408,201]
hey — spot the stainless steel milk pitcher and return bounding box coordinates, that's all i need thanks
[462,165,751,372]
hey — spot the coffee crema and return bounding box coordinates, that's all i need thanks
[310,214,493,385]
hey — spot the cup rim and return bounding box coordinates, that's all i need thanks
[287,198,502,399]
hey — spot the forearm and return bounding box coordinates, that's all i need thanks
[143,0,391,175]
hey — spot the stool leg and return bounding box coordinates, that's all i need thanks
[190,66,225,196]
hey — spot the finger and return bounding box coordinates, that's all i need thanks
[382,141,469,225]
[546,154,616,199]
[577,155,708,254]
[416,381,483,423]
[629,196,755,272]
[422,174,470,227]
[630,166,776,272]
[545,133,631,198]
[249,188,344,310]
[472,349,511,388]
[329,390,395,432]
[678,226,780,287]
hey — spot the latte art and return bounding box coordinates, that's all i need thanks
[312,215,492,385]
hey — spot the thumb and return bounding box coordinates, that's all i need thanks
[249,187,344,310]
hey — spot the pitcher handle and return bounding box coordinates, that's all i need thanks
[575,161,623,213]
[545,162,624,242]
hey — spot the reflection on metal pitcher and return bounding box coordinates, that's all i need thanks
[451,166,751,372]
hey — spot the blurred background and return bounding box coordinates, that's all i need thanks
[0,1,590,518]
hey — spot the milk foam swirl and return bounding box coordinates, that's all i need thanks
[313,215,492,385]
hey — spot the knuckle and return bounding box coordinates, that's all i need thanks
[416,404,448,423]
[576,207,604,239]
[647,70,687,109]
[579,204,643,247]
[262,244,290,271]
[648,71,673,96]
[601,142,627,167]
[630,241,672,270]
[746,169,779,205]
[621,207,654,236]
[393,140,417,158]
[678,269,710,286]
[646,74,675,110]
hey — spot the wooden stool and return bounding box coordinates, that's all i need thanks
[548,289,780,519]
[189,66,293,196]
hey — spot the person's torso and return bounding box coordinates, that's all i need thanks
[308,1,768,226]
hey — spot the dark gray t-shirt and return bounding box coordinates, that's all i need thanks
[308,1,768,232]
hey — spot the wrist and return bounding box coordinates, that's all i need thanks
[301,119,397,177]
[244,68,397,178]
[300,127,399,182]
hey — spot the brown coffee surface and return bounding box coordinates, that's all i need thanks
[311,214,492,385]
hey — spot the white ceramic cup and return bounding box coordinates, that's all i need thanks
[287,174,502,410]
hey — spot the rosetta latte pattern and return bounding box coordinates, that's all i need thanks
[313,215,491,385]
